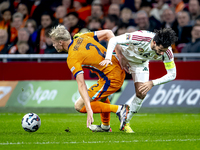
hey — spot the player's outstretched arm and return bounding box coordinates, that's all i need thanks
[96,30,130,72]
[76,73,94,127]
[96,30,115,41]
[96,30,116,67]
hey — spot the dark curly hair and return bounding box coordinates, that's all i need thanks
[153,28,178,48]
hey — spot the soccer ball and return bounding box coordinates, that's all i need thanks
[21,113,41,132]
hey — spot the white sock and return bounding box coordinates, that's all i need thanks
[101,124,110,129]
[126,96,143,123]
[116,105,122,113]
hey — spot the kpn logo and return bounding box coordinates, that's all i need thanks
[17,83,57,105]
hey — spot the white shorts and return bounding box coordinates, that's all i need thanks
[129,61,149,83]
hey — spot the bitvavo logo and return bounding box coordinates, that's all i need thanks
[149,84,200,106]
[17,83,57,105]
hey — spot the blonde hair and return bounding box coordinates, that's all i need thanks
[49,25,71,41]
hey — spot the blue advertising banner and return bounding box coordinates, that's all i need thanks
[116,80,200,107]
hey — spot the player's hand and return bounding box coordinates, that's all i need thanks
[118,56,130,73]
[138,81,154,95]
[87,110,94,128]
[99,59,112,67]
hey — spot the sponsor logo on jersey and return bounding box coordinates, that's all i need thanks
[143,67,148,71]
[126,34,131,40]
[138,48,144,52]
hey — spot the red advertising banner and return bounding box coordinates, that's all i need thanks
[0,62,72,80]
[0,61,200,80]
[149,61,200,80]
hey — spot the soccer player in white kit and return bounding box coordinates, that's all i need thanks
[99,28,178,133]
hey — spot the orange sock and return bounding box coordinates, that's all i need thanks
[79,100,118,113]
[101,98,110,126]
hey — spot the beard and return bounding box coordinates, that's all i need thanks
[153,48,161,56]
[156,52,161,56]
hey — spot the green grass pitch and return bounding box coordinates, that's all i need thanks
[0,113,200,150]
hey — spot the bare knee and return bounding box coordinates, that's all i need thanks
[74,97,85,112]
[74,103,81,112]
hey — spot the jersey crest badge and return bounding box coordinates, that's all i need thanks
[138,48,144,52]
[153,55,158,59]
[126,34,131,40]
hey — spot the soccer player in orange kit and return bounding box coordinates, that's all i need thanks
[49,25,129,132]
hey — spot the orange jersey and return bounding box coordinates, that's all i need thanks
[67,32,117,78]
[67,32,125,100]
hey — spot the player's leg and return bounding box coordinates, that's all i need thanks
[75,66,127,131]
[126,82,145,122]
[124,62,149,133]
[75,96,112,132]
[89,97,112,132]
[74,95,120,114]
[92,64,128,131]
[75,95,129,131]
[90,96,129,132]
[100,97,110,126]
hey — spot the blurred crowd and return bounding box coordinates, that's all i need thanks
[0,0,200,55]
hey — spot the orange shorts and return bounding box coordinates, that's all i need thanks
[88,57,125,101]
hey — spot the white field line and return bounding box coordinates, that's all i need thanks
[0,113,199,117]
[0,139,200,145]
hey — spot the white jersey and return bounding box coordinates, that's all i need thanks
[105,30,176,85]
[106,30,173,63]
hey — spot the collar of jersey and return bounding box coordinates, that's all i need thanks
[68,40,73,49]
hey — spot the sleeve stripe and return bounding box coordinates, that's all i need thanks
[93,31,99,42]
[94,35,99,42]
[166,49,173,59]
[74,70,84,78]
[166,51,170,59]
[132,35,152,42]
